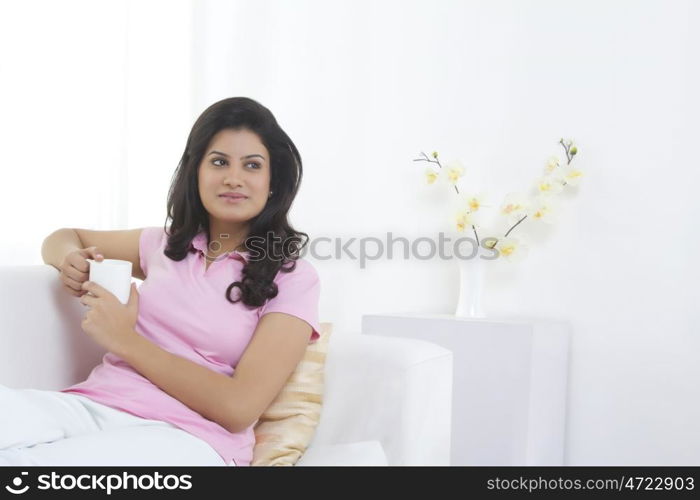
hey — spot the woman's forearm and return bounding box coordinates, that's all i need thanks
[41,228,83,270]
[118,332,248,434]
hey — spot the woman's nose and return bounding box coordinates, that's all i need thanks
[224,165,244,185]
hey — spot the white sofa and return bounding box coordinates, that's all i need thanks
[0,265,453,466]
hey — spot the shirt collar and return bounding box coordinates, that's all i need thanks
[190,230,249,263]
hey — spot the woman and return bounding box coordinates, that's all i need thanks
[1,97,321,467]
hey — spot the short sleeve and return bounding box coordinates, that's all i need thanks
[139,226,165,278]
[258,259,321,343]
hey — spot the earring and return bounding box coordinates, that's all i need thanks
[269,190,273,198]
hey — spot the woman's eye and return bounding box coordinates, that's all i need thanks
[211,159,260,169]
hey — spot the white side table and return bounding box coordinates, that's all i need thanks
[361,313,570,465]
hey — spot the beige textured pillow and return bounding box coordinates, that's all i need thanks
[251,321,332,466]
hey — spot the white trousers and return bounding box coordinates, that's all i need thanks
[0,384,234,466]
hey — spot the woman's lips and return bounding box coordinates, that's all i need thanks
[219,195,247,203]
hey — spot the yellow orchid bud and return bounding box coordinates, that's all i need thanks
[432,151,439,159]
[570,146,577,155]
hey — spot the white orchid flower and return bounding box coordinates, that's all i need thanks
[454,210,478,232]
[528,195,559,224]
[500,192,530,221]
[444,159,466,185]
[424,167,440,185]
[560,165,584,186]
[535,173,564,195]
[492,236,528,263]
[458,191,491,213]
[545,155,560,174]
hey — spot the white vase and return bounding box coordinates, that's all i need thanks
[454,254,486,318]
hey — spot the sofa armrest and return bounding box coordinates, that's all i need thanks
[312,333,453,465]
[0,265,107,390]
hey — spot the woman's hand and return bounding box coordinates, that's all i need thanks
[80,281,140,356]
[59,246,104,297]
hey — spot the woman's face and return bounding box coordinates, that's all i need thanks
[198,128,271,228]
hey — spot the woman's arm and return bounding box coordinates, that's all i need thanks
[41,228,83,270]
[116,311,313,434]
[116,333,246,433]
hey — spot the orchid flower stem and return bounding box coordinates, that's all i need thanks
[504,215,528,238]
[413,152,442,167]
[559,138,572,165]
[472,225,480,246]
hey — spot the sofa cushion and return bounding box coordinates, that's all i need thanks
[251,322,332,466]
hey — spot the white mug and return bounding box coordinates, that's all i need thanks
[86,259,133,304]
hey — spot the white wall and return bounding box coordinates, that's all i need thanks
[0,0,193,263]
[193,0,700,464]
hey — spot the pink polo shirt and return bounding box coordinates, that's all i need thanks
[60,226,321,466]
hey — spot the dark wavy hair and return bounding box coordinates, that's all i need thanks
[162,97,309,308]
